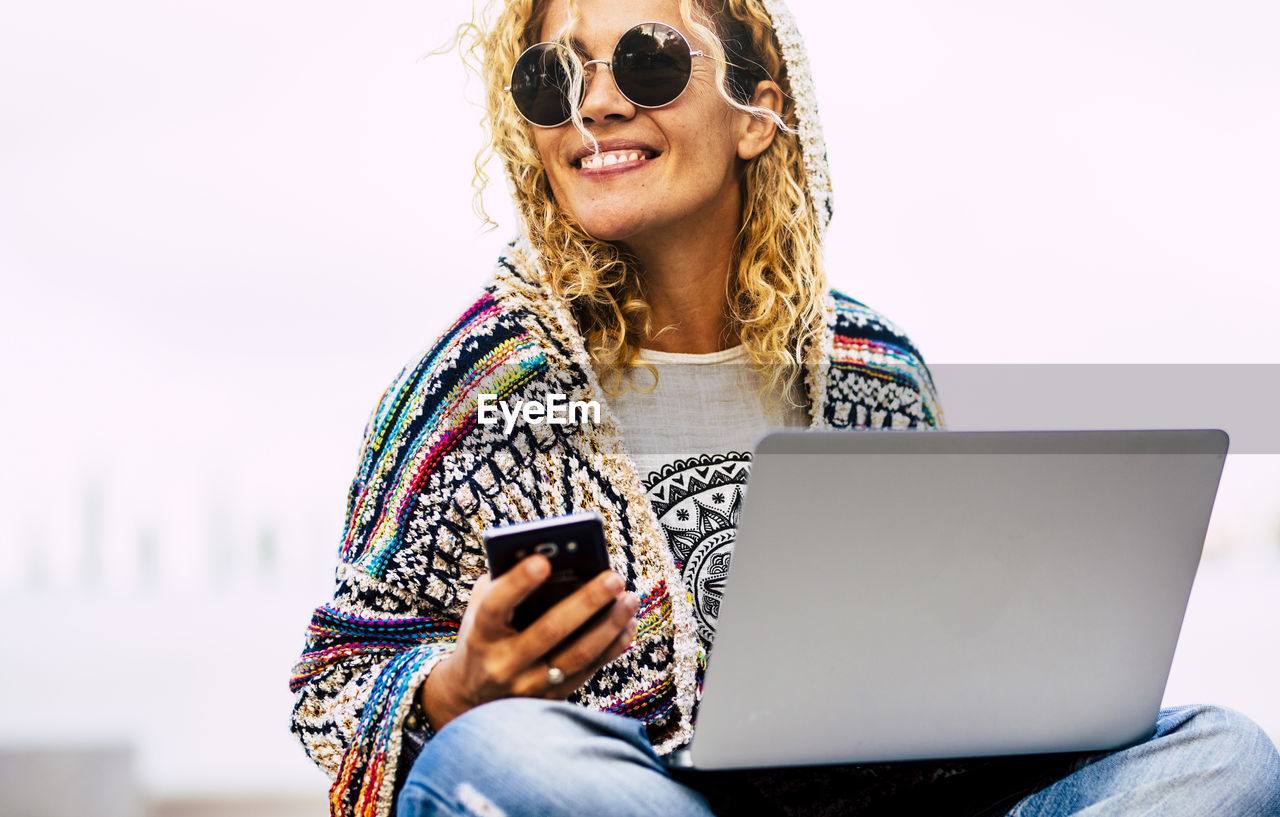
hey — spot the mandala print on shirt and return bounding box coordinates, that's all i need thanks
[643,452,751,645]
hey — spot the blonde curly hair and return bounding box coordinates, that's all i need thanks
[459,0,827,397]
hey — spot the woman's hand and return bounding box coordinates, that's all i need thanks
[419,554,639,732]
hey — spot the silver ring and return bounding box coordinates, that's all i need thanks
[545,665,566,686]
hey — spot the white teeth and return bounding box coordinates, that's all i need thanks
[580,150,649,170]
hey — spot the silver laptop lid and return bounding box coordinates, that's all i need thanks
[686,429,1228,769]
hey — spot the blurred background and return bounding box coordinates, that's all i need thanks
[1,1,1277,814]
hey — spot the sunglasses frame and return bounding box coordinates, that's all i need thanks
[505,21,706,128]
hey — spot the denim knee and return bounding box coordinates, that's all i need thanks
[427,697,655,763]
[396,698,711,817]
[1167,705,1280,811]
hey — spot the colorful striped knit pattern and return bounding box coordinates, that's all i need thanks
[288,241,942,817]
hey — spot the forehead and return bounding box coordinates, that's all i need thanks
[539,0,689,45]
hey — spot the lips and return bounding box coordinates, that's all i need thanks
[579,150,652,170]
[570,140,660,169]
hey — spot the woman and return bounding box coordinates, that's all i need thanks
[289,1,1280,815]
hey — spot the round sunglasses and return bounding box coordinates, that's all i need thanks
[507,22,706,128]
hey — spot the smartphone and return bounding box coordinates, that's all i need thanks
[482,511,613,631]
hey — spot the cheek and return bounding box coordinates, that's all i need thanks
[530,136,567,201]
[529,138,555,176]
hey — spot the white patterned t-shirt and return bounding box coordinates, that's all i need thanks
[599,346,809,647]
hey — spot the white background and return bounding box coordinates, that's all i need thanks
[1,0,1277,804]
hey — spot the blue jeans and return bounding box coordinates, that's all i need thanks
[397,699,1280,816]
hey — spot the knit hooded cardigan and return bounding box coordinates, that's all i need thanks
[288,237,943,817]
[290,2,943,813]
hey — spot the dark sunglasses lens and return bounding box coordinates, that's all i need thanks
[612,23,692,107]
[510,44,574,126]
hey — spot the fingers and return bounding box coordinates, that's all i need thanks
[597,613,638,665]
[514,570,627,663]
[548,590,639,676]
[568,599,637,676]
[458,561,638,702]
[539,607,638,699]
[527,591,637,698]
[542,591,637,686]
[472,555,551,635]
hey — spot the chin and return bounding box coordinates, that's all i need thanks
[573,214,649,244]
[582,225,641,243]
[552,190,650,240]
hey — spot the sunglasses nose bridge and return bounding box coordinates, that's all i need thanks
[580,58,616,96]
[578,57,636,120]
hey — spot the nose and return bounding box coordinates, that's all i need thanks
[578,60,635,124]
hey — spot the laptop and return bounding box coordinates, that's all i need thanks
[665,429,1228,770]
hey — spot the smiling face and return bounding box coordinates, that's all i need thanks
[530,0,756,250]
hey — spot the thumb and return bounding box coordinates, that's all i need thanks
[455,574,492,641]
[467,574,493,609]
